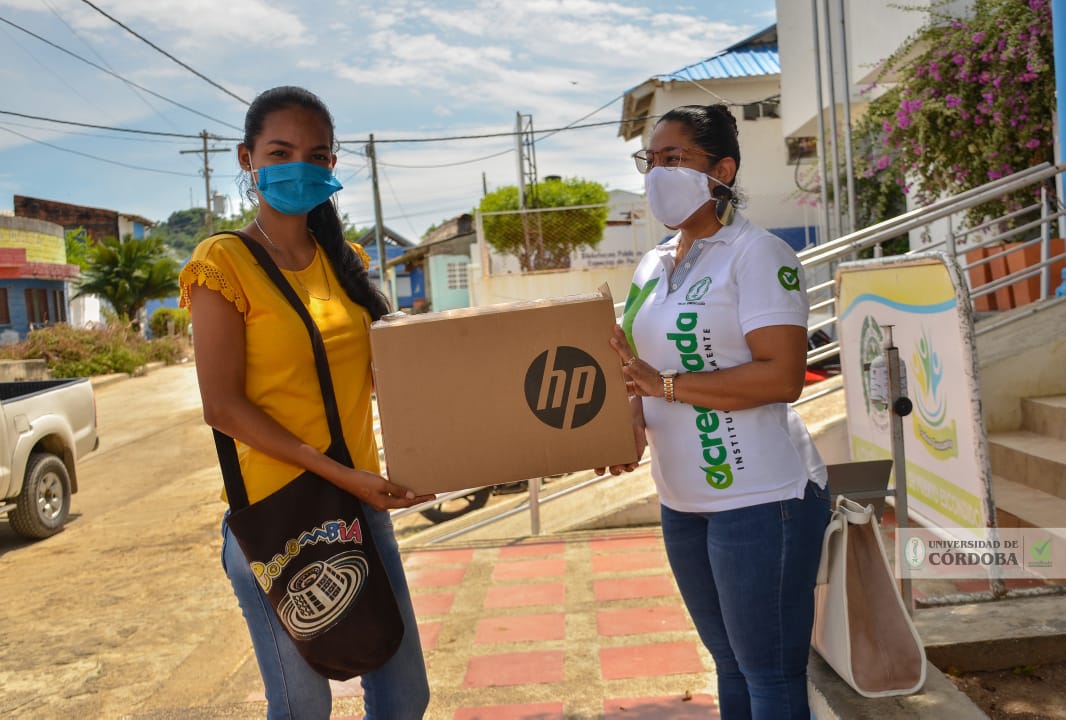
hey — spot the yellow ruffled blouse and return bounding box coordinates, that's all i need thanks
[179,233,380,505]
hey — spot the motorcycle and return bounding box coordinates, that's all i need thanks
[416,480,537,523]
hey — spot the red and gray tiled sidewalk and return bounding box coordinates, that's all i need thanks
[404,532,718,720]
[238,515,1056,718]
[246,528,721,719]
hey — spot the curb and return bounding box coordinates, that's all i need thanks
[89,361,173,389]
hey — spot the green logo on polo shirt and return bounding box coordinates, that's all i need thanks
[777,266,800,291]
[686,276,712,302]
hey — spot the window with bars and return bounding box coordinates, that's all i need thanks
[446,262,468,290]
[52,289,67,323]
[24,288,51,325]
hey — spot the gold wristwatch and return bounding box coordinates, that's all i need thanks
[660,369,679,403]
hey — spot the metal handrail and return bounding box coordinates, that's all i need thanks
[391,162,1066,543]
[796,162,1059,266]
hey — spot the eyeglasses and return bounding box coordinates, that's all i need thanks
[632,146,717,174]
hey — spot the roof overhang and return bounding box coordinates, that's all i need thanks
[618,79,662,141]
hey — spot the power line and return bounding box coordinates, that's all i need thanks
[336,110,646,170]
[1,103,648,153]
[0,124,201,176]
[538,94,624,143]
[78,0,250,106]
[339,115,659,145]
[0,21,109,119]
[41,0,179,130]
[0,109,210,139]
[180,130,231,234]
[0,15,242,131]
[0,117,184,144]
[379,164,419,239]
[377,147,514,170]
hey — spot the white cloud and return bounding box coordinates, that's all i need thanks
[0,0,774,239]
[63,0,309,48]
[320,0,757,128]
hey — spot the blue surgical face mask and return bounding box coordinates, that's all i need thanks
[252,161,343,215]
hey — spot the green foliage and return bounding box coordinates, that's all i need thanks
[152,208,213,259]
[0,323,187,378]
[341,213,371,245]
[74,235,180,329]
[64,227,90,271]
[154,206,369,256]
[215,205,258,234]
[420,222,440,241]
[478,177,609,270]
[148,307,191,339]
[860,0,1054,227]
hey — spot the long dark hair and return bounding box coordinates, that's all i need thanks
[242,86,390,320]
[659,104,741,206]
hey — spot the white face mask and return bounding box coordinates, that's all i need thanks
[645,166,735,228]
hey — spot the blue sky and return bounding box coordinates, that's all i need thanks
[0,0,776,242]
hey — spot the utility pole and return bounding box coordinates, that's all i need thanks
[514,112,540,268]
[180,130,229,236]
[514,112,538,209]
[366,134,393,308]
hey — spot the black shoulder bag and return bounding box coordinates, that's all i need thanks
[211,232,404,680]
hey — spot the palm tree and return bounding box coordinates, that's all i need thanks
[73,235,180,330]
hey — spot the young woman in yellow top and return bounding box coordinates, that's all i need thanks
[180,86,432,720]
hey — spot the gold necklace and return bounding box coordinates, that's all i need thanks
[253,217,332,301]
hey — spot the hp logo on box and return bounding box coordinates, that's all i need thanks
[524,346,606,430]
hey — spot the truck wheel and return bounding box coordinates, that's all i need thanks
[9,453,71,540]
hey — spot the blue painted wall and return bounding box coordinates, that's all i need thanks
[770,225,820,252]
[0,279,70,339]
[360,244,426,309]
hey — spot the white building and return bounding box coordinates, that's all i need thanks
[469,188,667,307]
[775,0,972,242]
[618,25,819,251]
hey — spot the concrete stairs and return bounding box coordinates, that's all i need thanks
[988,395,1066,529]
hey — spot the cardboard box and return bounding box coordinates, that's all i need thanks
[369,286,639,495]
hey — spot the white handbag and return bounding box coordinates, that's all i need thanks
[810,496,927,697]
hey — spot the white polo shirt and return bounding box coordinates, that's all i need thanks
[622,213,827,513]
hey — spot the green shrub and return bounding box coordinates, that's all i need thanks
[0,323,189,378]
[149,307,191,339]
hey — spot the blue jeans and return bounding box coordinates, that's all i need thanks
[660,480,830,720]
[221,506,430,720]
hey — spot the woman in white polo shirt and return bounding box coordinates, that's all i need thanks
[602,104,830,719]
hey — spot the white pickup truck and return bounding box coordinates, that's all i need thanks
[0,379,98,540]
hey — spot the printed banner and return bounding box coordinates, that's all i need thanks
[836,254,994,529]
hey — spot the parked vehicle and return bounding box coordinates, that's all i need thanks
[0,379,99,540]
[416,479,549,523]
[418,486,494,523]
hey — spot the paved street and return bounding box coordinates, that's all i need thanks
[3,362,1025,720]
[0,363,246,719]
[0,363,724,720]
